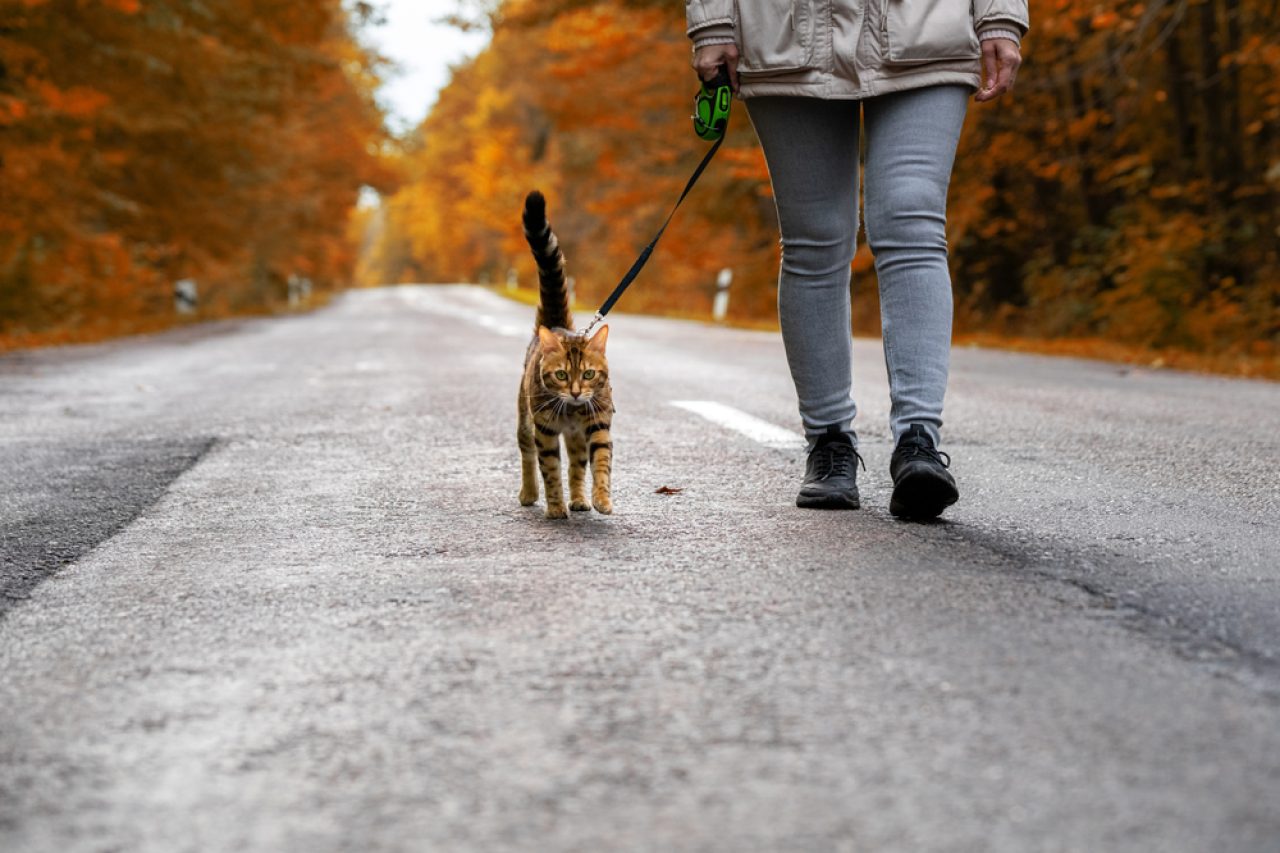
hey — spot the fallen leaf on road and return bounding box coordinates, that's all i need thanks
[654,485,684,495]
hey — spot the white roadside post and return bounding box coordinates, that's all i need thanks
[506,268,518,292]
[174,278,198,315]
[287,275,313,307]
[567,276,576,307]
[712,267,732,322]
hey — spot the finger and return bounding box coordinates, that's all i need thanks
[693,46,740,93]
[1003,49,1021,94]
[991,65,1013,98]
[694,48,721,78]
[725,49,741,92]
[993,48,1021,98]
[979,43,998,96]
[696,46,716,75]
[705,51,732,82]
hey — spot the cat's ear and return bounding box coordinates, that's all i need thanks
[586,324,609,354]
[537,326,563,352]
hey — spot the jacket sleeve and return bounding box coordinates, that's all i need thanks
[973,0,1030,36]
[686,0,734,38]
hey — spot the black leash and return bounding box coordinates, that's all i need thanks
[578,65,732,335]
[581,133,725,335]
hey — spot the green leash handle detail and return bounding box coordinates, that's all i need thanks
[693,65,733,141]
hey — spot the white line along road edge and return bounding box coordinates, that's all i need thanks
[670,401,805,451]
[395,285,528,338]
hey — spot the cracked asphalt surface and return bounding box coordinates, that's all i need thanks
[2,285,1279,852]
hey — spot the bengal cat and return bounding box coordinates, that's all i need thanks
[517,190,613,519]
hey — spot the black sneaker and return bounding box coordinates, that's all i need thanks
[889,424,958,520]
[797,426,865,509]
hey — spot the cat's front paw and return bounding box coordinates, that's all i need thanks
[519,489,539,507]
[545,503,569,520]
[570,498,591,512]
[592,495,613,515]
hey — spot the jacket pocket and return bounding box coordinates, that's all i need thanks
[735,0,816,74]
[883,0,980,64]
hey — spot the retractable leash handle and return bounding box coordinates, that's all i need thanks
[580,66,733,337]
[693,65,734,141]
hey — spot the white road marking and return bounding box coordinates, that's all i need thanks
[474,315,527,338]
[394,285,527,338]
[670,401,805,451]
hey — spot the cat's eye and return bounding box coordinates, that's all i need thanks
[582,369,596,380]
[554,370,568,381]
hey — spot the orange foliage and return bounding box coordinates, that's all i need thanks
[363,0,1277,374]
[0,0,391,347]
[362,2,780,322]
[950,0,1279,366]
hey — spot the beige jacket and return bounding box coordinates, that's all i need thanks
[686,0,1029,99]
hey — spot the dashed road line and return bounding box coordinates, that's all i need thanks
[670,400,805,451]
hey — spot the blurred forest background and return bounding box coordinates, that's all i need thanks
[0,0,390,347]
[3,0,1279,376]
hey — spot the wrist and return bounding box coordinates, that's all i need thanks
[978,27,1022,46]
[691,23,736,52]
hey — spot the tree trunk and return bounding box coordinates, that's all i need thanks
[1068,76,1109,228]
[1220,0,1244,191]
[1164,27,1195,181]
[1196,0,1227,205]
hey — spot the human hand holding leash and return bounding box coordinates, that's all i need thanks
[692,43,740,93]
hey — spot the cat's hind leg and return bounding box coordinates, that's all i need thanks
[564,431,591,511]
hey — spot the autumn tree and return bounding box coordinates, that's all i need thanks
[0,0,390,346]
[371,0,1278,372]
[363,0,780,320]
[950,0,1278,359]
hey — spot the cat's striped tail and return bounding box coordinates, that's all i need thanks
[522,190,572,332]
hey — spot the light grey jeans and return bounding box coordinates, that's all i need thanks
[746,85,969,448]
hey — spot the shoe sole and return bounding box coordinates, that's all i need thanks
[889,470,958,520]
[796,489,861,510]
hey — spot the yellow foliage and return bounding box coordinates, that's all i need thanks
[1,0,391,348]
[371,0,1275,377]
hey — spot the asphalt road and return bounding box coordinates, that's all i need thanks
[2,285,1278,852]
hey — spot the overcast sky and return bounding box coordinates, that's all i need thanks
[363,0,492,133]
